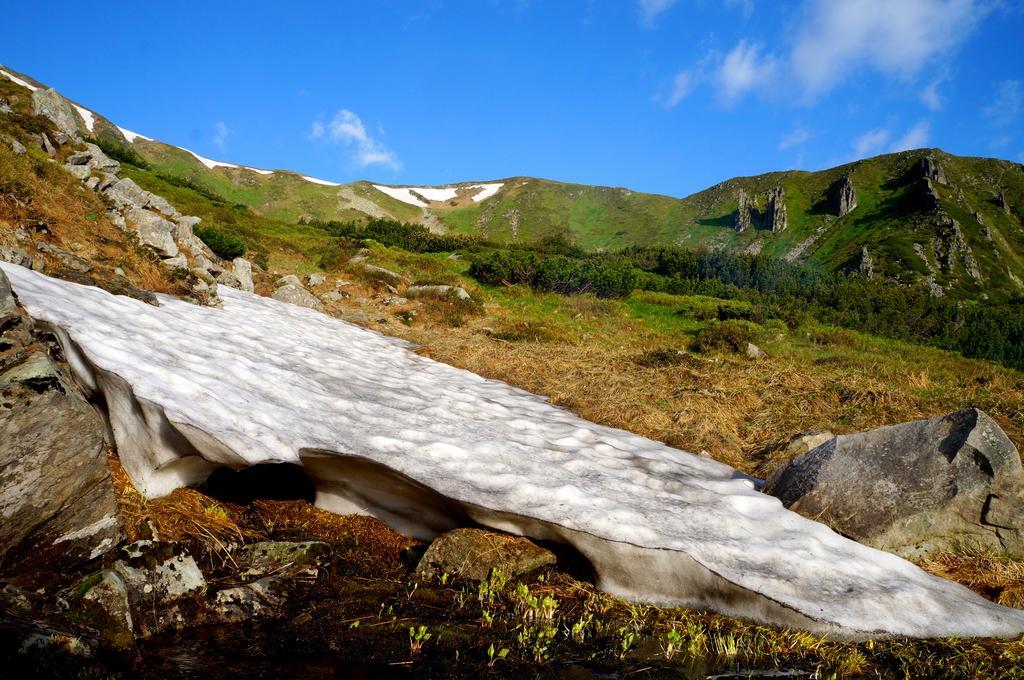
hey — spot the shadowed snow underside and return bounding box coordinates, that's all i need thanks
[3,261,1023,640]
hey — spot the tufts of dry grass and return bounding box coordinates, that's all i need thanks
[921,548,1024,608]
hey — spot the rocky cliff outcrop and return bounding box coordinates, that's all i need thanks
[920,155,948,186]
[766,186,787,232]
[858,245,874,279]
[833,175,857,216]
[734,190,752,232]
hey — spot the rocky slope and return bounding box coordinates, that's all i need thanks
[3,65,1020,301]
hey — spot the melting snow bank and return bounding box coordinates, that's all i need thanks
[373,183,504,206]
[3,262,1024,640]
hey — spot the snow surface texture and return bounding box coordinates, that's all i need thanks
[4,261,1024,640]
[373,183,504,206]
[72,104,95,133]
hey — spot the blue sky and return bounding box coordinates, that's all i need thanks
[3,0,1022,197]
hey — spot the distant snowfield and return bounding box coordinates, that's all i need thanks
[117,127,152,143]
[373,182,504,206]
[180,147,240,171]
[302,175,341,186]
[4,260,1024,640]
[0,68,37,91]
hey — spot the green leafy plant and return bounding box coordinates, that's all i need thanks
[194,225,246,260]
[408,625,432,656]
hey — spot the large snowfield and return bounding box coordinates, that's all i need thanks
[4,261,1024,639]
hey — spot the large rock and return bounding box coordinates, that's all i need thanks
[125,207,179,258]
[103,178,152,211]
[415,528,556,582]
[765,408,1024,559]
[405,284,471,301]
[0,269,123,573]
[272,283,325,312]
[231,257,254,292]
[31,88,83,139]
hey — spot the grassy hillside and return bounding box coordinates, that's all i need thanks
[6,63,1021,302]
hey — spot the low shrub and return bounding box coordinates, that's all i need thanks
[194,225,246,260]
[691,320,763,354]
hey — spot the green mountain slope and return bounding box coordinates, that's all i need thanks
[4,64,1020,300]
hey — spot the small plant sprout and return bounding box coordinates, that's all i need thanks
[440,571,449,586]
[408,625,432,656]
[348,620,360,629]
[662,627,683,660]
[481,609,495,628]
[569,614,593,644]
[406,582,419,602]
[487,643,510,668]
[617,626,638,660]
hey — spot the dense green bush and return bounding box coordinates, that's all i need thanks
[194,225,246,260]
[306,218,482,254]
[691,320,763,353]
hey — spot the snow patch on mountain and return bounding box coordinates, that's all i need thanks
[373,183,504,206]
[247,167,274,175]
[302,175,341,186]
[3,261,1024,640]
[0,68,37,91]
[180,147,239,170]
[72,104,95,133]
[117,127,152,143]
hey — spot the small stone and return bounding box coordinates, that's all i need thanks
[745,342,766,359]
[305,273,326,286]
[415,528,556,583]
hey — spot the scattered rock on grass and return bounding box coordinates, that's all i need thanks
[415,528,556,583]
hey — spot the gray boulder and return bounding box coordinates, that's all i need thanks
[415,528,556,583]
[1,135,26,155]
[305,273,326,286]
[103,178,151,210]
[405,284,471,301]
[31,88,83,139]
[359,263,410,286]
[0,271,124,572]
[276,274,302,288]
[272,283,325,312]
[233,541,330,580]
[764,408,1024,559]
[231,257,254,292]
[36,241,92,273]
[125,207,179,258]
[210,576,287,624]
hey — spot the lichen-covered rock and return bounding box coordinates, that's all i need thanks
[415,528,556,583]
[36,241,92,273]
[765,408,1024,559]
[784,430,834,458]
[31,88,83,139]
[124,207,179,258]
[405,285,471,301]
[272,283,325,312]
[232,257,254,293]
[233,541,331,579]
[359,263,410,286]
[859,245,874,279]
[306,273,326,287]
[211,576,287,624]
[74,570,134,649]
[110,541,206,637]
[0,270,124,572]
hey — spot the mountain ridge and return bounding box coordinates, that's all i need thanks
[2,64,1021,300]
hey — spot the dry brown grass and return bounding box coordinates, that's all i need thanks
[921,548,1024,608]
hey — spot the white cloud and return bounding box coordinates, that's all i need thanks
[309,109,402,171]
[664,69,698,108]
[983,80,1022,126]
[791,0,983,97]
[213,121,229,151]
[778,125,811,150]
[714,40,779,106]
[852,128,891,159]
[920,75,948,111]
[724,0,755,19]
[638,0,677,25]
[890,120,930,152]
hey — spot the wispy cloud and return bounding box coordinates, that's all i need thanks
[662,0,987,108]
[724,0,755,19]
[309,109,402,171]
[213,121,229,151]
[791,0,983,98]
[778,125,811,150]
[983,80,1022,126]
[638,0,677,26]
[890,120,930,152]
[852,127,891,160]
[715,40,779,106]
[663,69,699,108]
